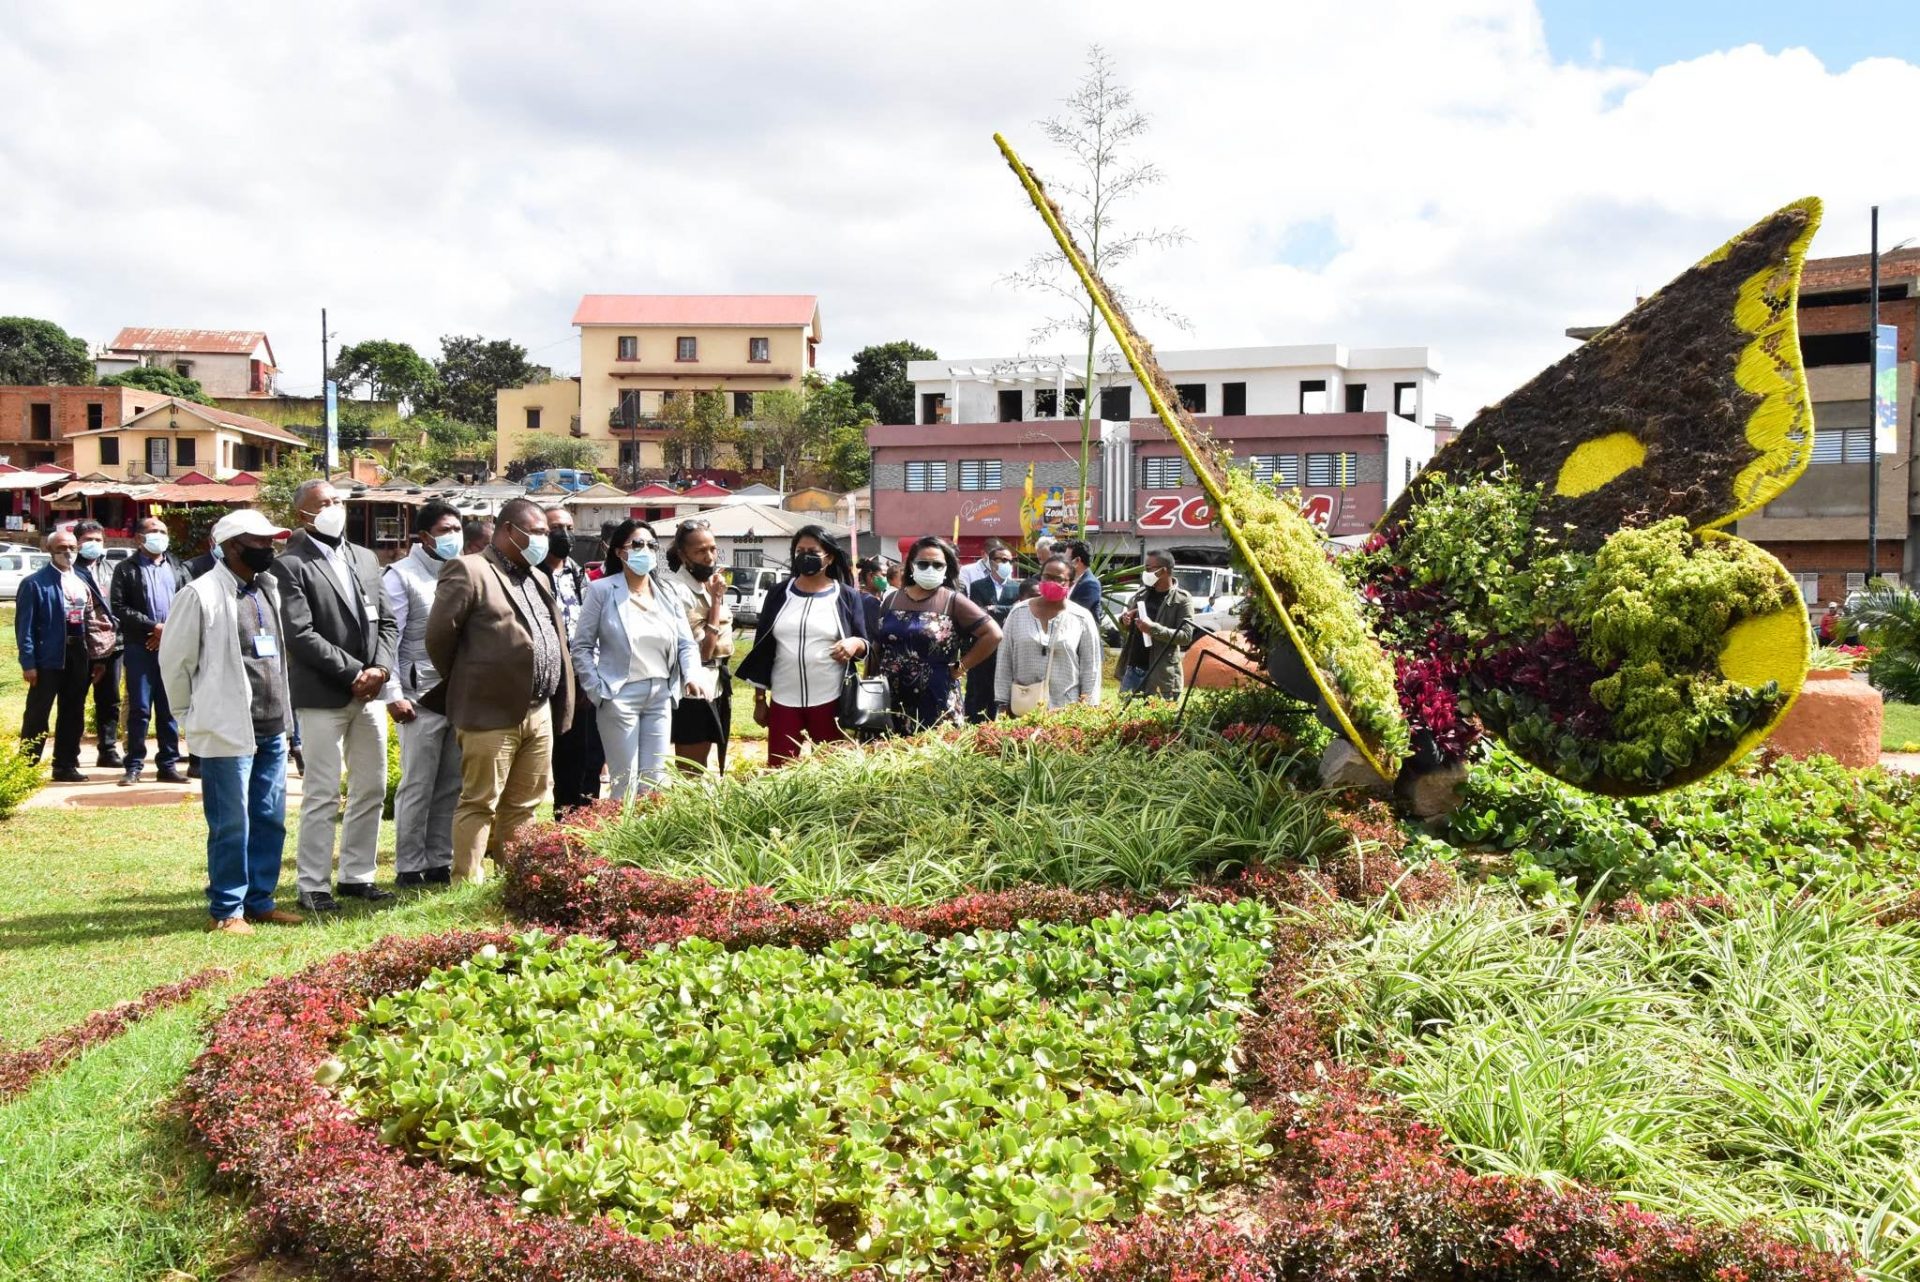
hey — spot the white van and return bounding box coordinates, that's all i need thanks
[726,564,786,628]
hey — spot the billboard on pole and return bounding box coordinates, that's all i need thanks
[1875,323,1899,455]
[324,379,340,469]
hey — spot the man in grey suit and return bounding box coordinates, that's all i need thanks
[269,479,399,913]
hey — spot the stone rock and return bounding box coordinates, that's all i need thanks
[1767,670,1883,768]
[1318,739,1393,796]
[1396,761,1470,819]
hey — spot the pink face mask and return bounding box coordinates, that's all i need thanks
[1037,580,1070,603]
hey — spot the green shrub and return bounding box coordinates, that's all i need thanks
[382,721,402,820]
[1318,886,1920,1277]
[1850,579,1920,702]
[341,904,1278,1274]
[0,735,44,821]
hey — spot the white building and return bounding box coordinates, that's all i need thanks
[96,328,279,398]
[906,344,1440,431]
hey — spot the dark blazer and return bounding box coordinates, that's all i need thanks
[266,529,399,709]
[185,551,218,580]
[734,579,868,689]
[1069,571,1103,616]
[110,552,192,645]
[15,562,106,675]
[423,549,575,734]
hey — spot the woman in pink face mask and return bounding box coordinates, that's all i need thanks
[993,555,1103,717]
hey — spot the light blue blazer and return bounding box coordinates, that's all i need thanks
[569,571,702,707]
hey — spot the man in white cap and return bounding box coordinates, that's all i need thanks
[159,509,304,935]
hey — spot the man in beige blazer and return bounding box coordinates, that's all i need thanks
[423,497,574,883]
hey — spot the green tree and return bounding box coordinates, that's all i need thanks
[0,317,94,385]
[657,390,735,475]
[1004,46,1188,529]
[100,365,213,403]
[428,334,538,425]
[330,338,438,408]
[513,436,604,475]
[838,340,935,427]
[256,449,321,528]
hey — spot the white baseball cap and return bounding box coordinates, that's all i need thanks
[210,509,291,547]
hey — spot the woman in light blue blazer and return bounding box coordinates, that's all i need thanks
[569,519,703,799]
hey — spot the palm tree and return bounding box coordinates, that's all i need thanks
[1847,580,1920,702]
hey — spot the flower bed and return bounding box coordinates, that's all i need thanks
[0,965,229,1100]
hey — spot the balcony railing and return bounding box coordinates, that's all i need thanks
[609,411,674,432]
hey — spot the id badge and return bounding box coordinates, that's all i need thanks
[253,633,280,658]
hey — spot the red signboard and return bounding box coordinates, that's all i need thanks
[1136,491,1335,531]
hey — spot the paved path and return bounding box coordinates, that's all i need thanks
[1881,753,1920,775]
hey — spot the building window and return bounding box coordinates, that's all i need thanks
[99,437,119,466]
[1063,388,1086,418]
[734,547,764,569]
[958,459,1003,491]
[29,404,51,440]
[1405,456,1416,485]
[526,407,542,431]
[617,336,638,361]
[1795,573,1820,605]
[616,389,645,426]
[1846,572,1868,595]
[921,392,947,424]
[676,336,698,362]
[1221,383,1247,416]
[1306,452,1357,488]
[905,461,949,492]
[1034,388,1059,417]
[177,438,197,468]
[174,361,193,378]
[748,337,770,362]
[1345,384,1367,412]
[1300,379,1328,413]
[86,402,104,431]
[1174,383,1207,413]
[998,390,1023,423]
[660,390,683,406]
[1249,454,1300,487]
[1141,456,1192,489]
[619,440,643,469]
[1100,386,1132,420]
[733,391,755,417]
[1394,382,1418,418]
[1810,427,1874,464]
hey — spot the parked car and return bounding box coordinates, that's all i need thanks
[0,551,50,601]
[521,468,596,493]
[726,564,785,629]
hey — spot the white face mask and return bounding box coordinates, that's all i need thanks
[312,505,347,539]
[142,531,170,556]
[78,540,105,560]
[912,565,945,590]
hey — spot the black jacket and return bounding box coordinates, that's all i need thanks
[734,579,869,690]
[109,551,192,644]
[186,551,218,580]
[266,529,399,708]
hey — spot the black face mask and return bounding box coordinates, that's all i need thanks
[237,545,275,574]
[547,530,573,562]
[793,551,825,576]
[684,560,715,581]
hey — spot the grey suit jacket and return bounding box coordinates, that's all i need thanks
[266,529,399,709]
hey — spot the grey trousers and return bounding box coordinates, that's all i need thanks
[294,700,387,893]
[392,705,461,874]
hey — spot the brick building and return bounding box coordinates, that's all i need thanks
[0,385,163,471]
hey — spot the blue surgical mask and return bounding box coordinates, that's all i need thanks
[626,548,657,576]
[431,532,461,561]
[992,561,1013,582]
[520,533,549,566]
[142,532,170,556]
[78,540,105,560]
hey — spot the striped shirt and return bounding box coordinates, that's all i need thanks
[993,601,1103,710]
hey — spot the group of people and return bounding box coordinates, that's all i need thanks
[13,500,1198,933]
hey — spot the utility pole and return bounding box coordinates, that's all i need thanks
[320,307,332,476]
[1869,208,1881,584]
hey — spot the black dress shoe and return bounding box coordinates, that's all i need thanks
[155,766,189,784]
[52,767,90,784]
[336,882,396,902]
[118,766,140,787]
[297,890,341,914]
[96,749,124,768]
[186,759,201,780]
[423,866,452,884]
[398,868,453,888]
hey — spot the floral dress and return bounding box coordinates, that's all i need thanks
[872,587,989,733]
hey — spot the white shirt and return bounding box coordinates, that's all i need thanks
[618,587,677,683]
[314,535,364,619]
[994,601,1103,709]
[770,584,844,708]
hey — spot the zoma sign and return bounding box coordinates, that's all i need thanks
[1137,492,1333,531]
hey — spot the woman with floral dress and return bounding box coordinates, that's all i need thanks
[870,535,1001,734]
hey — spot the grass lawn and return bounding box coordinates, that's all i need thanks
[1885,699,1920,752]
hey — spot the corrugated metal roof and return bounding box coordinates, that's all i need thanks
[114,398,306,446]
[571,295,818,328]
[106,327,273,358]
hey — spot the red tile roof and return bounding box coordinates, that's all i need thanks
[106,327,274,361]
[571,295,818,328]
[679,480,733,497]
[628,483,681,498]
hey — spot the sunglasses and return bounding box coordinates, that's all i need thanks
[624,539,659,550]
[913,560,945,571]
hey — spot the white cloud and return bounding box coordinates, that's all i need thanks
[0,0,1914,421]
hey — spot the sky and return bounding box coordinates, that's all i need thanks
[2,0,1917,424]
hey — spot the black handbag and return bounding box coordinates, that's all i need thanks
[837,663,892,732]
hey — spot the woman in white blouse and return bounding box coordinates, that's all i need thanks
[994,555,1103,715]
[570,520,703,799]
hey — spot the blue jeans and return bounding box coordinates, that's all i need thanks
[1119,665,1150,694]
[123,645,181,771]
[594,678,672,800]
[201,733,288,920]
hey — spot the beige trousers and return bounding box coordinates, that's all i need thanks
[451,703,553,884]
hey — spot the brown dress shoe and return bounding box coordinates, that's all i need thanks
[207,916,256,935]
[244,908,304,926]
